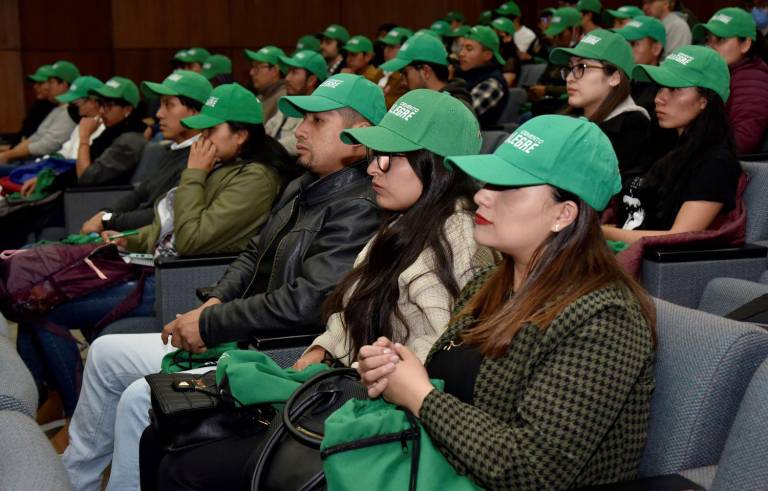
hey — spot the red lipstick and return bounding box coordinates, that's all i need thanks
[475,213,492,225]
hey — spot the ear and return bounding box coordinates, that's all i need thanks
[607,69,621,87]
[698,95,708,111]
[364,52,374,64]
[234,128,249,146]
[553,200,579,232]
[652,41,663,58]
[351,120,372,130]
[740,37,752,56]
[307,74,318,90]
[481,48,494,63]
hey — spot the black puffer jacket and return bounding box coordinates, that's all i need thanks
[199,161,380,346]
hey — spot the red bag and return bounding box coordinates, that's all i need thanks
[0,243,143,322]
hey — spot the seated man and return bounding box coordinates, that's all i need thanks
[61,74,385,490]
[265,49,327,155]
[342,35,384,84]
[457,26,510,128]
[172,47,211,73]
[617,15,666,112]
[4,64,57,147]
[244,45,287,122]
[0,60,80,165]
[80,70,212,234]
[578,0,605,34]
[381,32,474,111]
[320,23,350,75]
[200,54,233,86]
[377,27,413,107]
[55,76,106,160]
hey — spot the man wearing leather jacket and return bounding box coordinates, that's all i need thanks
[61,73,386,491]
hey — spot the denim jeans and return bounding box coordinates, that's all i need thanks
[16,275,156,416]
[60,333,207,491]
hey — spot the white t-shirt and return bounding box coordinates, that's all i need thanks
[58,123,105,160]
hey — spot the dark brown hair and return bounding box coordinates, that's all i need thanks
[460,188,655,359]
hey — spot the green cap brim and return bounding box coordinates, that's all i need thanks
[141,80,180,99]
[181,113,225,129]
[27,74,48,82]
[691,23,735,41]
[549,46,582,66]
[446,154,546,186]
[340,126,422,152]
[632,64,693,89]
[606,9,631,19]
[56,92,82,103]
[616,28,646,41]
[379,57,410,72]
[378,37,401,46]
[90,86,121,100]
[492,50,506,65]
[278,95,345,118]
[544,25,567,37]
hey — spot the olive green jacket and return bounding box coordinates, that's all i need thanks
[125,160,281,256]
[419,267,655,490]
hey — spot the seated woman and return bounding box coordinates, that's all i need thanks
[20,76,148,196]
[549,28,654,179]
[603,45,742,245]
[134,89,487,490]
[16,82,288,451]
[358,114,656,490]
[695,7,768,154]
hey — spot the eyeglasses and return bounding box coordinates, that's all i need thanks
[99,99,119,110]
[560,63,611,80]
[368,150,406,173]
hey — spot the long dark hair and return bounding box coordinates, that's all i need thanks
[461,188,655,358]
[746,29,768,65]
[226,121,299,187]
[641,87,733,226]
[322,149,478,360]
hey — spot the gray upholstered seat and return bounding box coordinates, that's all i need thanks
[699,277,768,317]
[0,335,37,418]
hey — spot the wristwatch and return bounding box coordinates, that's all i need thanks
[101,211,113,227]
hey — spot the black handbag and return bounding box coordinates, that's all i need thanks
[146,370,274,452]
[245,367,369,491]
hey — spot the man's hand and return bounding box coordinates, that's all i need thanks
[79,116,101,140]
[527,84,546,101]
[161,298,222,353]
[81,211,105,234]
[21,177,38,197]
[101,230,127,249]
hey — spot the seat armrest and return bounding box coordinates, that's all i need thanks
[154,254,239,269]
[252,333,319,351]
[644,243,767,263]
[574,474,704,491]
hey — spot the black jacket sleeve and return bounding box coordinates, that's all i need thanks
[78,133,147,186]
[106,207,156,231]
[198,196,380,346]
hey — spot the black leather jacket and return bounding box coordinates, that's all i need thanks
[199,161,380,346]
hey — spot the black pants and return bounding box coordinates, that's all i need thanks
[139,425,265,491]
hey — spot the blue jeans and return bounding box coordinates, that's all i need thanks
[16,275,156,416]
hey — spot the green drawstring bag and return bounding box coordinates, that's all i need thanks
[160,342,240,374]
[321,391,483,491]
[7,168,57,202]
[215,349,329,407]
[607,239,629,254]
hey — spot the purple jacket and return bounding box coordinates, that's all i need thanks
[727,56,768,154]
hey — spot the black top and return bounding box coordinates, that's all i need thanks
[616,143,741,230]
[426,339,484,404]
[598,110,652,181]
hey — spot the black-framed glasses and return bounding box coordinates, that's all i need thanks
[367,149,406,173]
[99,98,119,110]
[560,63,611,80]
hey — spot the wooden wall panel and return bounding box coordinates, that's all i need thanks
[0,0,20,49]
[19,0,112,51]
[0,51,24,134]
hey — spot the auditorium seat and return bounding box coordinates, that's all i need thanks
[699,277,768,318]
[0,335,37,418]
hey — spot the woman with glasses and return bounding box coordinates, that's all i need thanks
[695,7,768,154]
[603,45,742,244]
[142,89,490,490]
[550,29,653,180]
[357,115,655,490]
[20,75,147,196]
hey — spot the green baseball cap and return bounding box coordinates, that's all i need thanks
[340,89,481,157]
[279,50,328,81]
[141,70,213,104]
[447,10,465,22]
[606,5,644,19]
[446,115,621,212]
[550,28,635,77]
[465,26,505,65]
[632,45,731,102]
[577,0,602,14]
[478,10,494,25]
[345,35,374,54]
[496,1,521,17]
[416,28,440,39]
[89,76,140,107]
[445,26,472,38]
[201,54,232,80]
[379,32,449,72]
[56,76,103,103]
[28,64,54,83]
[379,27,414,46]
[244,46,287,73]
[296,35,321,53]
[544,7,582,37]
[174,48,211,64]
[321,24,350,43]
[430,20,451,37]
[278,73,386,124]
[182,83,263,128]
[616,15,666,46]
[693,7,757,42]
[492,17,517,35]
[49,60,80,83]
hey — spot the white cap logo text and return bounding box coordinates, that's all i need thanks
[581,34,602,45]
[389,102,419,121]
[205,96,219,107]
[320,79,343,89]
[506,130,543,154]
[668,52,694,65]
[167,73,182,82]
[712,14,732,24]
[107,80,121,88]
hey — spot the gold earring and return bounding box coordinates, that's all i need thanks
[555,223,560,232]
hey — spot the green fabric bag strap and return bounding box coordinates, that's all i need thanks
[160,341,239,374]
[215,349,329,407]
